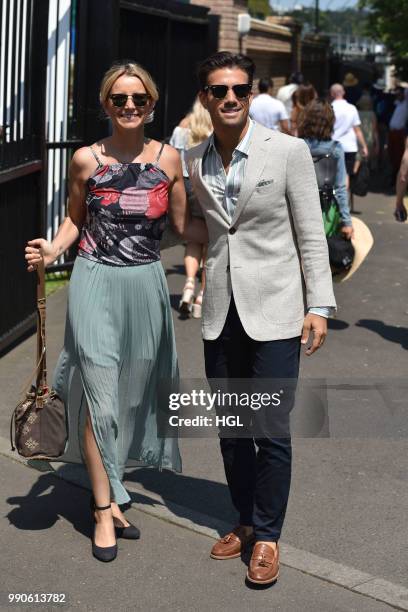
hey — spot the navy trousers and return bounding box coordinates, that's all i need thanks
[204,297,301,542]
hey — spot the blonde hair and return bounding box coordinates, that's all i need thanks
[99,61,159,106]
[187,99,212,147]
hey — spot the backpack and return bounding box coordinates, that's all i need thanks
[312,143,341,237]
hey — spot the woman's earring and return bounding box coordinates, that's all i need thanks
[144,110,155,124]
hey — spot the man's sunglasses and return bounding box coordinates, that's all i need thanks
[203,84,252,100]
[109,93,151,107]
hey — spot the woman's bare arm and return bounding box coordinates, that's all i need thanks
[25,147,93,270]
[161,145,208,244]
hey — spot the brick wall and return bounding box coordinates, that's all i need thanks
[190,0,247,52]
[190,1,329,92]
[190,1,296,86]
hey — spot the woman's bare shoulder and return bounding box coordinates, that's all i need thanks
[70,144,101,179]
[179,115,190,129]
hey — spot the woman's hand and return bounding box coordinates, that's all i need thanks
[341,225,354,240]
[25,238,57,271]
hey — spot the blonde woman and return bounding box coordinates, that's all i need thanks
[25,61,206,562]
[170,98,212,317]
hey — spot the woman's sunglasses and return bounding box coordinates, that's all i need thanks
[203,84,252,100]
[109,93,151,108]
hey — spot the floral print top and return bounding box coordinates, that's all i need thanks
[78,145,170,266]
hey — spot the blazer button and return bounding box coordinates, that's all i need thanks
[226,265,230,272]
[229,227,236,235]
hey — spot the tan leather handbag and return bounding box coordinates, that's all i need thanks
[10,263,68,459]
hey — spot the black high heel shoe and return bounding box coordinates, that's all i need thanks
[91,501,117,563]
[113,518,140,540]
[90,495,140,540]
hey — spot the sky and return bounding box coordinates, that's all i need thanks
[270,0,359,10]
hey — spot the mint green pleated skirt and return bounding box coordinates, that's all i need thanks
[52,256,181,504]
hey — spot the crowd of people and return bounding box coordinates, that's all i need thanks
[251,70,408,208]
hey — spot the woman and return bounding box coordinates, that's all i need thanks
[298,98,353,239]
[290,83,317,137]
[356,89,379,171]
[170,98,212,317]
[25,61,206,562]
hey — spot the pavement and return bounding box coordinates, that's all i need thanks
[1,190,408,611]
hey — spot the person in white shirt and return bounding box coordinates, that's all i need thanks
[388,86,408,181]
[331,83,368,171]
[249,78,289,133]
[330,83,368,210]
[277,72,303,118]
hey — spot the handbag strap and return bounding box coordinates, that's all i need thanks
[36,261,47,393]
[18,263,48,400]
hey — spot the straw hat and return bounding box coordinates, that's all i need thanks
[343,72,359,87]
[333,216,374,283]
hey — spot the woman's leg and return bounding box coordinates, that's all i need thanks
[184,242,202,280]
[83,410,116,547]
[192,245,207,318]
[180,242,203,312]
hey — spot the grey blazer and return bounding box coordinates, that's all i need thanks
[185,122,337,341]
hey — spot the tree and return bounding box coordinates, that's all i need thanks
[360,0,408,77]
[248,0,271,19]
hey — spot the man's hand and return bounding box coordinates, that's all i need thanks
[301,313,328,356]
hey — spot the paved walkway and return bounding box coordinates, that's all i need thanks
[1,191,408,611]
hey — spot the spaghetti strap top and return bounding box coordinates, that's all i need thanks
[78,142,170,267]
[155,141,165,163]
[89,141,165,167]
[89,146,103,167]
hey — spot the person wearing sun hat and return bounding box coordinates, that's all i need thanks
[343,72,362,105]
[333,216,374,282]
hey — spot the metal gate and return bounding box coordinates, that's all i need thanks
[0,0,216,353]
[0,0,48,353]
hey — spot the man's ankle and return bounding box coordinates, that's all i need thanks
[257,540,277,550]
[240,524,253,535]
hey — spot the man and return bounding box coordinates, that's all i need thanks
[277,71,303,118]
[331,83,368,178]
[388,86,408,183]
[249,77,289,133]
[331,83,368,210]
[185,52,336,586]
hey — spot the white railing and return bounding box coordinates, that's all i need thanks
[46,0,72,244]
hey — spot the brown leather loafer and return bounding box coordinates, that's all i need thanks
[210,526,255,560]
[246,542,279,584]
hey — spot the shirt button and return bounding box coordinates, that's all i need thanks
[229,227,236,235]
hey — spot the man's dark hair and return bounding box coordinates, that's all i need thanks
[197,51,255,90]
[289,72,304,85]
[258,77,273,93]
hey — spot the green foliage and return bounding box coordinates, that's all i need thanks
[45,270,71,297]
[360,0,408,76]
[285,7,368,36]
[248,0,271,19]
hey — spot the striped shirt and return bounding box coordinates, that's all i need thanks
[202,119,255,219]
[201,119,332,319]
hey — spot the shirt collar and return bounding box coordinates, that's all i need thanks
[207,118,255,158]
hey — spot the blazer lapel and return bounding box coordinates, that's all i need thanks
[231,125,271,226]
